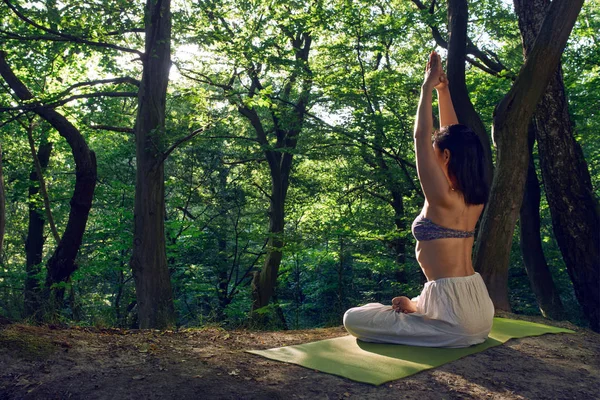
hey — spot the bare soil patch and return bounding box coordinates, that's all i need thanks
[0,312,598,400]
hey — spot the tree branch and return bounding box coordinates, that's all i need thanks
[90,125,134,134]
[2,0,143,56]
[280,100,416,170]
[161,124,212,163]
[202,135,259,143]
[57,77,140,97]
[222,158,265,165]
[47,91,138,108]
[410,0,509,77]
[105,28,145,36]
[0,110,26,130]
[251,182,272,201]
[233,239,269,288]
[0,91,138,112]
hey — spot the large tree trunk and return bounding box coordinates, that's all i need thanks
[473,0,583,311]
[514,0,600,332]
[519,124,564,320]
[0,51,97,310]
[446,0,493,186]
[24,142,53,319]
[130,0,176,329]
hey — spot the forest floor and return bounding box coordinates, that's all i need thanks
[0,311,598,400]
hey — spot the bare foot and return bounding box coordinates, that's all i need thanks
[391,296,418,313]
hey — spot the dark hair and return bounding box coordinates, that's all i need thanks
[433,124,489,205]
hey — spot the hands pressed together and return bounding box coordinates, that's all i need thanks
[423,50,448,91]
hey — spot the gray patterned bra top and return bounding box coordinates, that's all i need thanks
[411,214,475,241]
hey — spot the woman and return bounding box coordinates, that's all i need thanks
[343,51,494,348]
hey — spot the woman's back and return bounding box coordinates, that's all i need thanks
[414,196,484,281]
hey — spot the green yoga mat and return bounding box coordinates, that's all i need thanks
[247,317,574,385]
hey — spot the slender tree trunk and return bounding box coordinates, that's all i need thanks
[0,51,97,311]
[248,33,312,316]
[24,142,53,319]
[129,0,176,329]
[270,294,288,330]
[355,34,410,272]
[519,124,565,320]
[293,256,302,329]
[389,191,410,283]
[337,235,345,313]
[473,0,583,311]
[26,125,60,244]
[514,0,600,332]
[0,142,4,255]
[446,0,493,186]
[359,151,409,273]
[216,236,231,320]
[214,165,232,321]
[390,192,406,263]
[114,266,124,326]
[251,187,285,312]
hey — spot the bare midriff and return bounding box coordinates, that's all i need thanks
[416,237,476,281]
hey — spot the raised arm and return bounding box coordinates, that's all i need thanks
[414,51,453,206]
[435,65,459,127]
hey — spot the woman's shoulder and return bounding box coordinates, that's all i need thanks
[426,190,482,210]
[426,199,483,228]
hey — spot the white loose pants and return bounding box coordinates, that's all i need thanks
[343,273,495,348]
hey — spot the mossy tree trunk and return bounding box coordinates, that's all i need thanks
[514,0,600,332]
[519,123,565,320]
[0,51,97,313]
[0,142,4,256]
[129,0,176,329]
[446,0,493,186]
[24,142,53,319]
[473,0,584,311]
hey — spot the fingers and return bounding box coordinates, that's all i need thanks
[428,51,442,68]
[427,50,436,70]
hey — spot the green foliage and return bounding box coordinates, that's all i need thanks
[0,0,597,330]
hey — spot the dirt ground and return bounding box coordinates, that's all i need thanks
[0,312,598,400]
